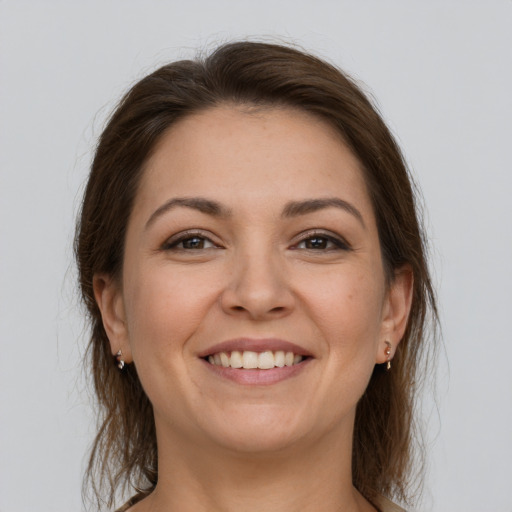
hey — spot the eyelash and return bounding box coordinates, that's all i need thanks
[162,231,219,251]
[292,230,351,252]
[162,230,351,252]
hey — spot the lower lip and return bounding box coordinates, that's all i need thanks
[201,358,312,385]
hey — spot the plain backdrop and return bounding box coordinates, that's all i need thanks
[1,1,511,511]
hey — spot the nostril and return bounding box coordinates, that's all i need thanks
[221,284,294,320]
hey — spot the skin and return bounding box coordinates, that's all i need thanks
[94,106,413,512]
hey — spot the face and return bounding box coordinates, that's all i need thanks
[95,106,411,454]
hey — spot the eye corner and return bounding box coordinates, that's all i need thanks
[160,229,223,253]
[291,229,352,252]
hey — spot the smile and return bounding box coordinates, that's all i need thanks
[199,338,313,384]
[207,350,304,369]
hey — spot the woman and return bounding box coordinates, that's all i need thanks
[75,41,437,512]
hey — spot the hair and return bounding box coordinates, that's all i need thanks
[75,41,438,510]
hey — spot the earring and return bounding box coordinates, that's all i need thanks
[115,349,125,370]
[384,341,392,371]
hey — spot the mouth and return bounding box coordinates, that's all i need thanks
[205,350,306,369]
[198,338,313,384]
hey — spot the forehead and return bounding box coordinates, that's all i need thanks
[134,106,373,219]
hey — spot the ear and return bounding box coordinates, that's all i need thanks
[376,265,414,364]
[93,273,133,363]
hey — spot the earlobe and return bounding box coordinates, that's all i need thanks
[93,273,133,363]
[376,265,414,364]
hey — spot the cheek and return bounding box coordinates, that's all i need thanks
[290,266,387,427]
[123,264,218,358]
[305,266,385,356]
[120,265,221,418]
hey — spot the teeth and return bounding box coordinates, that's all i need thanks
[230,350,243,368]
[207,350,304,369]
[242,351,258,369]
[258,351,275,369]
[274,350,285,367]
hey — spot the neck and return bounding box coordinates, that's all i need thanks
[139,417,375,512]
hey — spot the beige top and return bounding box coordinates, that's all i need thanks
[117,494,406,512]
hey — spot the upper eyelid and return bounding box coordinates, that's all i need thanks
[162,230,219,248]
[160,228,350,248]
[293,229,350,244]
[289,231,353,253]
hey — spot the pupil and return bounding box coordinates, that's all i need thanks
[307,237,326,249]
[184,237,203,249]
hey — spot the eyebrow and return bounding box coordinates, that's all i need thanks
[145,196,365,230]
[145,197,232,229]
[282,198,365,227]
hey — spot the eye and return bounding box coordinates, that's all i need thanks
[299,236,333,250]
[293,231,351,251]
[162,232,218,251]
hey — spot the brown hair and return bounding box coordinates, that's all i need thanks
[75,41,438,509]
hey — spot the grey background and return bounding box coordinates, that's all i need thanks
[1,1,511,511]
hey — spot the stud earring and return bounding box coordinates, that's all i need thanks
[115,349,125,370]
[384,341,392,371]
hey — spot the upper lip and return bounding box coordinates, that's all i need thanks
[197,338,313,358]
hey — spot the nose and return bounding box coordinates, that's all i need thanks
[220,248,295,321]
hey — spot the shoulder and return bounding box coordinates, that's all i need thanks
[115,491,149,511]
[115,494,405,512]
[114,498,137,512]
[372,495,407,512]
[114,505,131,512]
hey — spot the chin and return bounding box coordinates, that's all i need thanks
[211,428,304,455]
[199,404,318,454]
